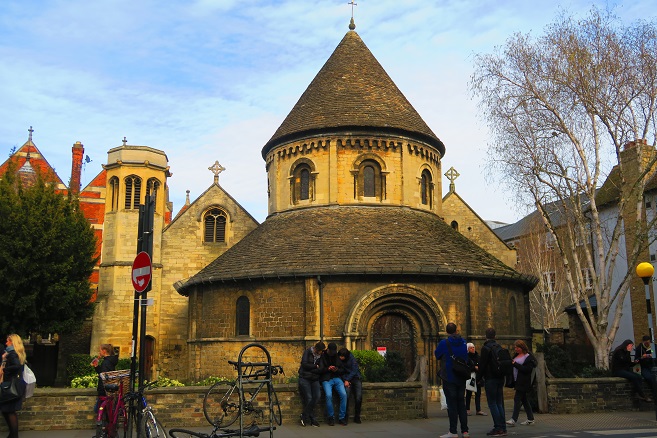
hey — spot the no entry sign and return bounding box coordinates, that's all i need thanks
[131,251,152,293]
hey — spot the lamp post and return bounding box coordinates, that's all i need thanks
[635,262,657,419]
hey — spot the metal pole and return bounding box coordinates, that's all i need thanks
[641,277,657,420]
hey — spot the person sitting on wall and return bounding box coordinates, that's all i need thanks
[635,335,655,385]
[338,347,363,424]
[318,342,347,426]
[611,339,652,402]
[298,341,325,427]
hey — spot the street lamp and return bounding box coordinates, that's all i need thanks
[635,262,657,419]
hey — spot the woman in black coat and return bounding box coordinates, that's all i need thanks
[465,343,486,416]
[0,334,27,438]
[506,340,537,427]
[611,339,651,402]
[92,343,118,412]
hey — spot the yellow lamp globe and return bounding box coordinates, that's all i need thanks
[636,262,655,279]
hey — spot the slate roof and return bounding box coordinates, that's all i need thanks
[261,28,445,158]
[178,206,536,295]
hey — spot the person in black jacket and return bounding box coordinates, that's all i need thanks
[505,340,537,426]
[318,343,347,426]
[0,334,27,438]
[465,343,486,416]
[635,335,655,385]
[297,341,325,427]
[339,347,362,424]
[478,327,507,437]
[92,343,118,412]
[611,339,651,402]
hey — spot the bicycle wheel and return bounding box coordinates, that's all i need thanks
[140,408,166,438]
[269,386,282,426]
[203,380,240,427]
[167,429,208,438]
[95,406,110,438]
[115,403,129,438]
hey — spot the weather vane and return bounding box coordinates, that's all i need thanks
[348,0,357,19]
[445,167,460,193]
[209,160,226,184]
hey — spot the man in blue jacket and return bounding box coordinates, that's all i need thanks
[435,322,470,438]
[339,347,362,424]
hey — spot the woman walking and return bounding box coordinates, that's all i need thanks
[0,334,27,438]
[506,340,537,427]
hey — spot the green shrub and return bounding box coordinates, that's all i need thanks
[351,350,384,382]
[149,377,185,387]
[71,374,98,388]
[578,366,611,378]
[367,351,407,382]
[66,354,96,384]
[544,344,575,377]
[189,376,231,386]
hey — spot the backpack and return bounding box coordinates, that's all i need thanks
[489,342,513,378]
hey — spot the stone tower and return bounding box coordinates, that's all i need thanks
[91,143,171,365]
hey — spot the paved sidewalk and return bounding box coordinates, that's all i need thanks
[15,401,657,438]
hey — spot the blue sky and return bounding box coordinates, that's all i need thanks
[1,0,653,224]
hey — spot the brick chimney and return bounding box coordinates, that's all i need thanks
[70,141,84,195]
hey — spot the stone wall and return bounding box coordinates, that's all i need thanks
[2,382,424,432]
[547,377,654,413]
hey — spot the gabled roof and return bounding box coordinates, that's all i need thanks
[0,133,66,188]
[262,25,444,158]
[178,205,536,295]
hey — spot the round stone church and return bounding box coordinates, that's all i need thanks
[177,21,535,382]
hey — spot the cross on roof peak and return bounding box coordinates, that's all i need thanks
[445,167,460,193]
[209,160,226,184]
[348,1,357,29]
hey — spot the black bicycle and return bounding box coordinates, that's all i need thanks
[202,362,283,428]
[124,380,166,438]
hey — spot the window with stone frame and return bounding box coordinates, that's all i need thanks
[124,175,142,209]
[420,169,433,207]
[236,296,250,336]
[291,162,315,204]
[146,177,160,204]
[109,176,119,211]
[509,297,519,333]
[204,208,227,243]
[354,158,385,200]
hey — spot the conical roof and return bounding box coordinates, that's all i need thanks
[178,206,536,295]
[262,27,445,158]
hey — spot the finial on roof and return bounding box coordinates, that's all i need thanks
[445,167,460,193]
[185,190,191,206]
[208,160,226,184]
[28,126,34,142]
[348,0,357,29]
[122,136,127,146]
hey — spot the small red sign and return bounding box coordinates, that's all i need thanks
[131,251,152,293]
[376,346,387,357]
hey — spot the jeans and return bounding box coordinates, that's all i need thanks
[443,380,468,434]
[510,389,534,421]
[640,367,655,385]
[485,377,506,432]
[613,369,647,397]
[298,377,321,422]
[465,384,482,412]
[322,378,347,420]
[346,377,363,420]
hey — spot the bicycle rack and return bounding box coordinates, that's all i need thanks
[233,343,278,438]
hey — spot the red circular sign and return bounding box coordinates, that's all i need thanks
[131,251,152,293]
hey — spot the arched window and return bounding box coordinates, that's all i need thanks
[236,296,250,336]
[146,178,160,204]
[421,169,433,206]
[291,162,315,204]
[509,297,518,334]
[204,208,227,243]
[354,158,385,200]
[451,221,459,231]
[109,177,119,211]
[124,175,142,209]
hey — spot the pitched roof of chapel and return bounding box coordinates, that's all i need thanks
[262,23,445,158]
[177,206,536,295]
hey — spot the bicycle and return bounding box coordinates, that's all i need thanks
[96,370,130,438]
[124,379,166,438]
[203,361,283,428]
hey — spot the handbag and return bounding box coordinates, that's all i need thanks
[465,371,477,392]
[23,365,36,398]
[446,341,472,380]
[0,378,22,403]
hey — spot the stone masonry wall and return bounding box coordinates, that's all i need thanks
[547,377,654,413]
[1,382,424,432]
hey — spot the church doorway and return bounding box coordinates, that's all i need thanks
[371,313,415,377]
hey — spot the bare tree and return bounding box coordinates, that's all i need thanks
[471,8,657,368]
